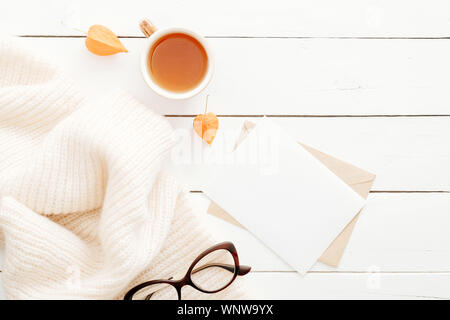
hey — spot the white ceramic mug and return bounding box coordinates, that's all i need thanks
[139,20,214,100]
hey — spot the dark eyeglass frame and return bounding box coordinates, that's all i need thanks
[124,241,251,300]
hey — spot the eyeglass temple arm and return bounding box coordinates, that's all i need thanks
[144,277,174,300]
[192,263,251,276]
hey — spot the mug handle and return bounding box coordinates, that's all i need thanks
[139,19,157,37]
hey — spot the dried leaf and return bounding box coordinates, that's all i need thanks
[193,112,219,145]
[85,25,128,56]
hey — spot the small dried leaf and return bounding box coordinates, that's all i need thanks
[193,112,219,145]
[85,25,128,56]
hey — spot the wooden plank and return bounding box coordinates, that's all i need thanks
[167,117,450,191]
[1,0,450,38]
[191,193,450,272]
[246,272,450,299]
[1,193,449,274]
[1,193,449,298]
[0,250,3,299]
[12,37,450,116]
[1,269,448,299]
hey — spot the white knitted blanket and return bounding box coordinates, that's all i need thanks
[0,37,247,299]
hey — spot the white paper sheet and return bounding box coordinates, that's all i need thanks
[200,117,366,274]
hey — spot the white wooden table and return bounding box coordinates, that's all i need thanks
[1,0,450,299]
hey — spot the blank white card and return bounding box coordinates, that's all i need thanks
[202,117,366,274]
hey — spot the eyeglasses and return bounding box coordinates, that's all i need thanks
[124,242,251,300]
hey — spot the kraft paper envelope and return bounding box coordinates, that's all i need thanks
[208,120,376,268]
[202,117,366,274]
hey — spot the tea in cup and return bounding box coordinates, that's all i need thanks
[140,20,214,99]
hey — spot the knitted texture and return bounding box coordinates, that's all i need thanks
[0,37,247,299]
